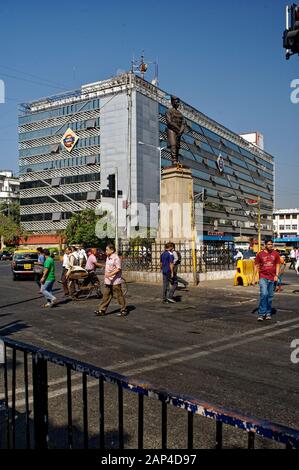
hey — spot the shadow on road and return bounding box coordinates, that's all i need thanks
[0,320,30,336]
[0,288,62,310]
[0,408,131,449]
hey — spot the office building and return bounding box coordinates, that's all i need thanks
[273,208,299,244]
[0,170,19,205]
[19,73,274,243]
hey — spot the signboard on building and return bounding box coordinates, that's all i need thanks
[61,128,79,152]
[246,199,258,205]
[208,231,224,236]
[216,154,224,174]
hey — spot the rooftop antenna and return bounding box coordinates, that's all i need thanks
[131,51,159,86]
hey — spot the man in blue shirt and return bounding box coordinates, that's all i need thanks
[160,242,178,303]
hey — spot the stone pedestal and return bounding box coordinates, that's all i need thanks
[157,166,193,243]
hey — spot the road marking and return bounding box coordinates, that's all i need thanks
[75,316,299,370]
[7,322,299,408]
[122,323,299,375]
[0,373,82,399]
[3,317,299,406]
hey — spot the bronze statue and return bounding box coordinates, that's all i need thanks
[165,96,186,165]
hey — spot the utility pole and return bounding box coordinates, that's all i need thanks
[189,187,197,285]
[258,196,261,252]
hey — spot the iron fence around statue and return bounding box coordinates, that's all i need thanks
[119,242,235,274]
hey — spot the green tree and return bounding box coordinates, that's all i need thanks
[65,209,107,247]
[0,202,20,224]
[0,213,25,246]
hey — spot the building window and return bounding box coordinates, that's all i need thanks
[87,191,97,201]
[279,215,284,219]
[279,225,284,230]
[51,177,61,187]
[52,212,61,222]
[85,118,97,129]
[292,225,297,230]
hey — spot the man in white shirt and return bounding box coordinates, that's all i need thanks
[77,246,87,267]
[61,246,72,296]
[289,249,296,270]
[234,249,244,262]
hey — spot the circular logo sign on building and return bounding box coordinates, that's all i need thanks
[216,153,224,174]
[61,128,79,152]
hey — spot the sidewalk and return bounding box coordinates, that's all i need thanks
[197,270,299,295]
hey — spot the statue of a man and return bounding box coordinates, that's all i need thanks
[165,96,186,165]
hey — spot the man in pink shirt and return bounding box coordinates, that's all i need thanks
[85,248,103,292]
[254,239,280,321]
[94,244,127,317]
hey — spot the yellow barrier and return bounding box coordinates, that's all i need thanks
[234,259,259,286]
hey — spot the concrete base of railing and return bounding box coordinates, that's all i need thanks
[123,270,235,286]
[198,270,235,282]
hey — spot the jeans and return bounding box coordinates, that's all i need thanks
[258,278,274,316]
[40,280,55,303]
[162,273,178,300]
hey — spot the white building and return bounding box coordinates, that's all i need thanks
[273,208,299,243]
[0,171,20,205]
[19,73,274,242]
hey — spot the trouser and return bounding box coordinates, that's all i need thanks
[173,265,187,286]
[98,284,126,312]
[40,280,55,303]
[258,278,274,317]
[168,130,181,164]
[289,259,296,269]
[162,273,178,300]
[34,273,43,287]
[61,267,69,294]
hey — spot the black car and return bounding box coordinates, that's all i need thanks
[11,250,39,280]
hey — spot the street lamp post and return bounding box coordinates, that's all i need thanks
[190,190,206,285]
[115,167,119,254]
[257,196,261,252]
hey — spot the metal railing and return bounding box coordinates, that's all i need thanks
[1,337,298,449]
[119,242,236,273]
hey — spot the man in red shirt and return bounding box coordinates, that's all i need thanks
[254,239,280,321]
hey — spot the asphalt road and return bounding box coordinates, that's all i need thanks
[0,260,299,449]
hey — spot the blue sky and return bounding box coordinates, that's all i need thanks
[0,0,297,208]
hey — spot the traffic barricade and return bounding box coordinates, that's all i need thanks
[234,259,258,286]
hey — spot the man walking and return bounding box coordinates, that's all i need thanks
[40,249,56,308]
[61,246,72,296]
[78,245,87,267]
[33,247,45,287]
[94,244,127,317]
[254,239,280,321]
[85,248,103,294]
[289,248,296,270]
[171,243,188,288]
[161,242,178,303]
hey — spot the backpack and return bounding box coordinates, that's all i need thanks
[70,253,79,266]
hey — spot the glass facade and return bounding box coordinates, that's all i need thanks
[19,74,274,238]
[19,97,101,231]
[159,104,273,238]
